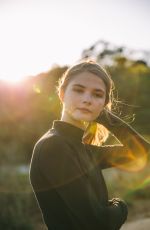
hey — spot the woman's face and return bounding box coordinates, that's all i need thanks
[60,71,106,129]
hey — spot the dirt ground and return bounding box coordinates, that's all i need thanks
[121,199,150,230]
[121,218,150,230]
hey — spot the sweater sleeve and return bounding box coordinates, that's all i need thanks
[36,135,128,230]
[93,110,150,170]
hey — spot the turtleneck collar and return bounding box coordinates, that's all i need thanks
[52,120,84,142]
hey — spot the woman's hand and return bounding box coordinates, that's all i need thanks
[95,108,119,127]
[108,198,128,230]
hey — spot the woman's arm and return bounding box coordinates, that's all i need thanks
[93,109,150,170]
[96,109,150,151]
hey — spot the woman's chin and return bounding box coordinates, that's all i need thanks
[73,114,94,122]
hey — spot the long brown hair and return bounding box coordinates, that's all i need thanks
[57,60,114,146]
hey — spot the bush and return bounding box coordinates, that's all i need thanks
[0,192,34,229]
[0,165,42,229]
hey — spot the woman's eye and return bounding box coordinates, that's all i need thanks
[73,88,83,93]
[93,93,103,98]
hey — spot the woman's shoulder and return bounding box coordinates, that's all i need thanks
[34,129,67,154]
[32,129,79,170]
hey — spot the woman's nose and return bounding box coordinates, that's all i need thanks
[82,93,92,104]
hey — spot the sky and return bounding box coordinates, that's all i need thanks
[0,0,150,82]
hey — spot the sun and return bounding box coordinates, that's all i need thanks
[0,74,27,84]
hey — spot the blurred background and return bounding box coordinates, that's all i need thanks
[0,0,150,229]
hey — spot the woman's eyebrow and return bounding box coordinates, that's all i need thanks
[94,89,105,93]
[72,84,85,88]
[72,84,105,93]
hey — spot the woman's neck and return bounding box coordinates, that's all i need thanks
[61,113,88,131]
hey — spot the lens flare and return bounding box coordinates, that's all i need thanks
[33,84,41,94]
[124,174,150,200]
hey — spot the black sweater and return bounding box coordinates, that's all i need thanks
[29,113,149,230]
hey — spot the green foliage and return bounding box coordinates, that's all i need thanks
[0,167,40,229]
[125,186,150,202]
[0,192,34,230]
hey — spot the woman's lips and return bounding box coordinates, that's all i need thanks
[78,108,92,113]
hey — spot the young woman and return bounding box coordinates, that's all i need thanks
[30,60,150,230]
